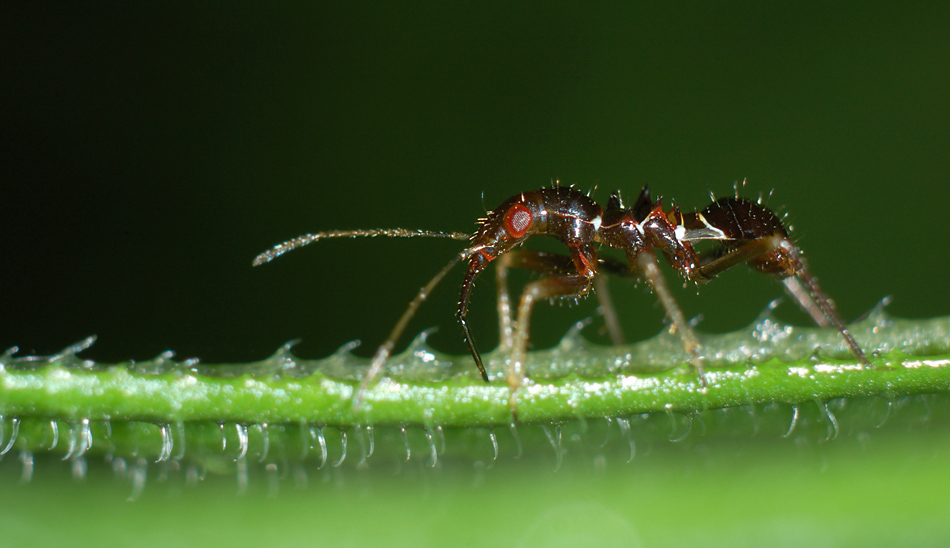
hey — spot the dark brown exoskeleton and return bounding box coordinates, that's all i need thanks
[253,184,869,409]
[457,188,604,391]
[680,196,868,353]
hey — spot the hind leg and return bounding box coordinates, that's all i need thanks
[694,234,868,366]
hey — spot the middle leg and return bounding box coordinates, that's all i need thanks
[634,251,706,381]
[496,249,625,352]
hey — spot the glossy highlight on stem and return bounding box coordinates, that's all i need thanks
[0,307,947,428]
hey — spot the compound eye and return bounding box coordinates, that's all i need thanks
[503,203,533,238]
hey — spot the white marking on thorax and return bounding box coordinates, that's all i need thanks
[674,225,686,241]
[697,213,727,239]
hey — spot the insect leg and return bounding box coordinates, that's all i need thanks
[509,273,594,394]
[501,250,625,344]
[691,234,787,279]
[353,252,467,408]
[594,276,624,346]
[593,255,653,345]
[781,276,831,327]
[772,239,869,365]
[495,253,515,352]
[694,235,869,366]
[507,245,598,413]
[458,254,492,382]
[635,250,705,381]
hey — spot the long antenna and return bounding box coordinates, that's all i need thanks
[252,228,470,266]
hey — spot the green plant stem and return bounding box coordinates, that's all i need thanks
[1,312,948,428]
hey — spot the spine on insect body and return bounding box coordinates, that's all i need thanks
[685,197,792,276]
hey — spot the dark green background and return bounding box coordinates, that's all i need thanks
[2,3,949,546]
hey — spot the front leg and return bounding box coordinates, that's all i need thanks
[507,244,598,417]
[493,250,576,353]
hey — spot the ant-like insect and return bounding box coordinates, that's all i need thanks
[254,184,869,409]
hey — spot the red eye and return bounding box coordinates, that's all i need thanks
[503,203,532,238]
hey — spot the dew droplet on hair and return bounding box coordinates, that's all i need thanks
[235,456,248,495]
[615,417,636,463]
[331,429,347,467]
[218,422,227,452]
[70,456,87,482]
[875,398,894,428]
[235,424,249,461]
[18,450,33,484]
[782,405,801,438]
[668,411,692,443]
[312,426,327,469]
[47,420,59,451]
[541,424,563,471]
[126,458,147,502]
[173,421,186,462]
[365,426,375,459]
[600,417,614,448]
[156,424,172,463]
[509,421,522,459]
[816,399,839,442]
[488,428,499,463]
[265,463,279,498]
[0,417,20,455]
[424,428,438,468]
[400,426,411,462]
[256,423,270,463]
